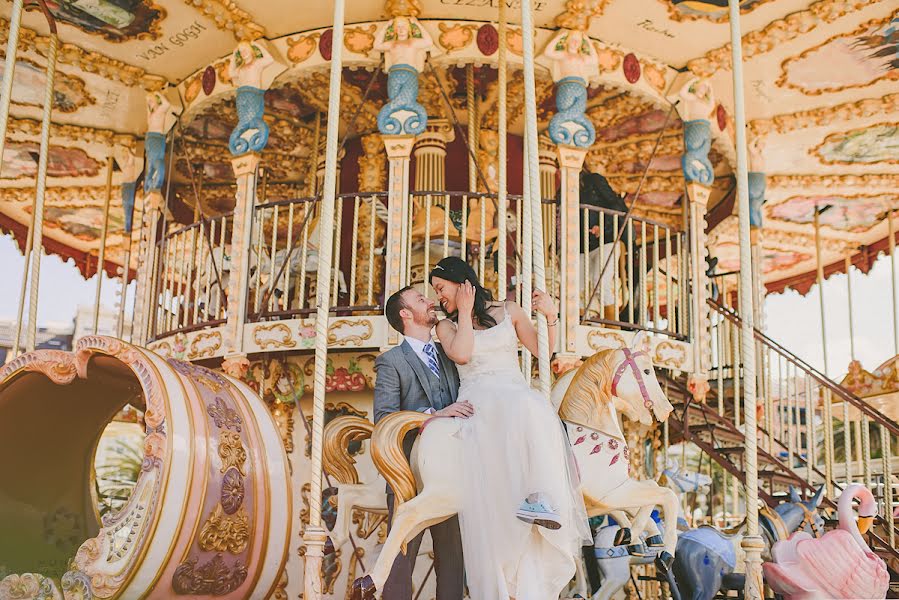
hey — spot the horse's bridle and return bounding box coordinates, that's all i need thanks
[798,502,824,539]
[760,502,824,542]
[611,348,654,410]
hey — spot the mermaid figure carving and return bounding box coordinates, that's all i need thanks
[678,78,716,186]
[375,16,432,136]
[543,29,598,148]
[228,41,274,156]
[144,92,171,194]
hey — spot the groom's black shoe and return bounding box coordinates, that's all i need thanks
[646,534,665,547]
[351,575,376,600]
[613,527,632,547]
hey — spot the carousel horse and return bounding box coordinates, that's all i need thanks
[348,332,677,599]
[578,461,707,599]
[590,514,682,600]
[322,415,388,551]
[672,485,826,600]
[551,337,680,575]
[763,483,889,599]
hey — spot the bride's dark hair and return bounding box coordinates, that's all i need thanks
[428,256,498,328]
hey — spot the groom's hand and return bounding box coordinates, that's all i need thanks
[435,401,474,418]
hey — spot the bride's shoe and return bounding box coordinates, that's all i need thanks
[515,493,562,530]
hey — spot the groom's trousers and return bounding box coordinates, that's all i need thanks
[383,492,464,600]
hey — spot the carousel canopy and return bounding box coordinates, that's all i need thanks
[0,0,896,292]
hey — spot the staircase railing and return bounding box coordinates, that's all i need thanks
[694,297,899,563]
[666,295,899,575]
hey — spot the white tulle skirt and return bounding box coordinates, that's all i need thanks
[455,368,590,600]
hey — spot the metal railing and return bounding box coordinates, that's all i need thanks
[245,193,386,320]
[576,205,688,340]
[147,191,693,346]
[150,213,232,339]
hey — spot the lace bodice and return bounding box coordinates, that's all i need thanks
[457,312,525,384]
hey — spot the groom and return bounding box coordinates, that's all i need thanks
[374,285,469,600]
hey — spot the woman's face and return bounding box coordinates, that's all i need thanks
[430,276,460,314]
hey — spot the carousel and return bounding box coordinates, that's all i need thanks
[0,0,897,598]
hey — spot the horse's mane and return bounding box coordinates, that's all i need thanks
[559,349,617,427]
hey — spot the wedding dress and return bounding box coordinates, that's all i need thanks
[454,305,590,600]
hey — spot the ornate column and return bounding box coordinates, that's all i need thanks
[355,133,387,307]
[470,128,500,280]
[748,137,767,331]
[133,90,176,345]
[543,28,598,356]
[410,119,453,240]
[538,134,558,199]
[374,9,432,345]
[413,118,453,191]
[539,135,560,299]
[221,40,281,378]
[677,78,716,404]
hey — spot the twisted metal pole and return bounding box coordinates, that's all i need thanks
[24,16,58,352]
[727,1,763,598]
[93,154,115,334]
[0,0,24,173]
[521,0,550,396]
[303,0,345,596]
[497,0,508,299]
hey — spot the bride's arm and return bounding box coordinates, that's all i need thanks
[435,318,474,364]
[509,290,559,356]
[434,281,477,364]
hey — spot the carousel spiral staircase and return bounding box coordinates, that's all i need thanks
[662,299,899,597]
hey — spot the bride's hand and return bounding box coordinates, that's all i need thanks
[532,289,558,318]
[456,281,476,316]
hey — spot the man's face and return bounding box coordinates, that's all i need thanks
[401,289,438,329]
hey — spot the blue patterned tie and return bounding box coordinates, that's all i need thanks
[422,343,441,378]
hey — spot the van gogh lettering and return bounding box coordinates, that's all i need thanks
[137,21,208,61]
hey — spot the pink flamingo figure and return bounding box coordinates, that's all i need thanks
[763,484,889,599]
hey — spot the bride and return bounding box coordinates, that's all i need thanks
[428,256,590,600]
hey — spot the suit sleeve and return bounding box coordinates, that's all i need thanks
[373,353,402,424]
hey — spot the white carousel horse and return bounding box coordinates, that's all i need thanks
[550,335,680,573]
[349,331,678,599]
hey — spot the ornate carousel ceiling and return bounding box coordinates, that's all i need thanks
[0,0,896,291]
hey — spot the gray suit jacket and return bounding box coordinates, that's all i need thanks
[374,340,460,425]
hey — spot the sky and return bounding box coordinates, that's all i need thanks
[0,232,895,377]
[0,234,133,329]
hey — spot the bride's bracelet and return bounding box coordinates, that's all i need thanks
[546,315,559,327]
